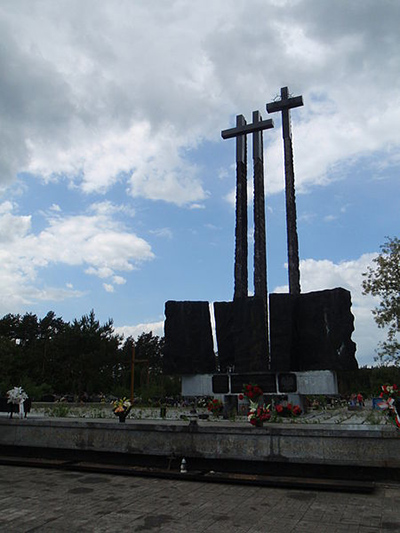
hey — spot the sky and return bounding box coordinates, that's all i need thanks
[0,0,399,367]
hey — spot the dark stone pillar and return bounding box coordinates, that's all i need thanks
[163,301,215,374]
[214,297,269,373]
[234,115,248,299]
[269,288,358,372]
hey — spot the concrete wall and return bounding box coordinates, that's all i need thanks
[182,370,338,397]
[1,418,399,469]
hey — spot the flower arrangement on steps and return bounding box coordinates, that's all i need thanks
[275,403,302,418]
[207,398,223,417]
[7,386,28,419]
[377,384,400,428]
[111,397,132,422]
[239,383,302,427]
[239,383,270,427]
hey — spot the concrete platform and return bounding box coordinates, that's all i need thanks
[1,415,399,471]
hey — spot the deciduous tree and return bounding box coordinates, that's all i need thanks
[362,237,400,364]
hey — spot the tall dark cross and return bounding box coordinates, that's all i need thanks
[252,110,272,356]
[222,115,248,299]
[266,87,303,295]
[221,113,274,301]
[252,111,268,302]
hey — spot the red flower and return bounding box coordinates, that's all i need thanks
[248,391,254,399]
[292,405,302,416]
[238,394,244,400]
[394,384,398,390]
[276,404,284,414]
[287,403,292,411]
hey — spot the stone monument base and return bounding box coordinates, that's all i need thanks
[182,370,338,412]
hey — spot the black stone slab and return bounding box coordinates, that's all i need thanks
[163,301,216,374]
[270,288,358,372]
[297,288,357,371]
[214,297,268,373]
[278,373,297,393]
[269,293,297,371]
[223,395,238,419]
[212,375,230,394]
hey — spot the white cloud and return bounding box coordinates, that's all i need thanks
[149,228,173,239]
[114,321,164,341]
[103,283,114,293]
[88,201,135,218]
[113,276,126,285]
[0,202,154,315]
[189,204,206,210]
[1,2,397,206]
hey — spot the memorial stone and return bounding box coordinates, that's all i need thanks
[214,297,269,373]
[163,301,215,374]
[270,288,358,372]
[230,373,277,394]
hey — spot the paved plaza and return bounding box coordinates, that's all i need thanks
[1,464,400,532]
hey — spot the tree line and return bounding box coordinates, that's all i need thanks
[0,309,168,400]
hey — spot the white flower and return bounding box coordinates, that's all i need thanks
[7,386,28,404]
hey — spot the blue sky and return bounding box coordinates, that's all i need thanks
[0,0,399,367]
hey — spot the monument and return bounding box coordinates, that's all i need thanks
[163,86,358,401]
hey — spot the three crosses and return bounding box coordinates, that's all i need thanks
[221,86,304,308]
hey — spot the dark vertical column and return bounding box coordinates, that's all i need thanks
[252,111,267,301]
[280,87,301,295]
[267,86,303,296]
[252,110,269,358]
[234,114,248,300]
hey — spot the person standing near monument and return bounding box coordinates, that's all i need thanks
[357,393,364,407]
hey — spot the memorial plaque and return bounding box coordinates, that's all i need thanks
[231,373,277,394]
[278,373,297,393]
[223,395,238,419]
[212,374,229,394]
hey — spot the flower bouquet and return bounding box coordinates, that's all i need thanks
[207,398,223,417]
[377,384,400,429]
[275,403,302,418]
[7,387,28,419]
[240,383,264,403]
[247,404,271,427]
[239,384,270,427]
[111,397,132,422]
